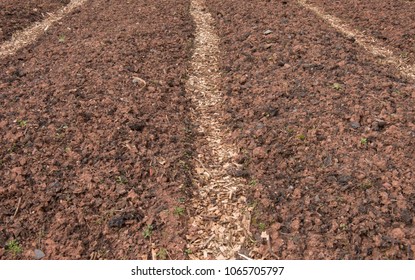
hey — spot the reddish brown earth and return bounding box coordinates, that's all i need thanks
[307,0,415,65]
[1,0,414,260]
[206,0,415,259]
[0,0,70,43]
[0,0,194,259]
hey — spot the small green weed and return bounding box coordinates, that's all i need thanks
[157,248,168,260]
[249,179,257,186]
[174,206,185,216]
[392,89,407,97]
[58,35,66,43]
[339,223,348,231]
[248,201,258,209]
[286,127,295,135]
[184,248,192,255]
[360,138,368,145]
[360,180,373,190]
[6,240,22,255]
[399,52,408,59]
[7,143,17,153]
[143,225,153,239]
[17,119,27,127]
[297,134,306,141]
[258,222,267,231]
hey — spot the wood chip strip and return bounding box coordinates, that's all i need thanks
[186,0,254,260]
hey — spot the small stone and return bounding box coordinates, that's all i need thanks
[382,182,392,188]
[338,175,351,186]
[350,121,361,129]
[264,43,273,49]
[390,228,405,240]
[374,159,387,171]
[253,147,266,158]
[108,216,125,228]
[115,185,127,195]
[263,30,273,35]
[323,154,333,166]
[292,188,301,199]
[292,45,303,53]
[372,120,386,131]
[34,249,45,260]
[239,75,247,85]
[129,122,145,132]
[290,219,301,231]
[277,61,285,67]
[132,77,144,84]
[400,210,412,225]
[127,190,138,200]
[265,106,278,117]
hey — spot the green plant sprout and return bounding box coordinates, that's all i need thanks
[58,35,66,43]
[174,206,185,216]
[6,240,22,255]
[17,120,27,127]
[143,225,153,239]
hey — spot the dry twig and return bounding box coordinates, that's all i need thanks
[12,197,22,220]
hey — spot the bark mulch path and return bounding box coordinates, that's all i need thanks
[0,0,70,43]
[186,0,254,260]
[1,0,194,259]
[206,0,415,259]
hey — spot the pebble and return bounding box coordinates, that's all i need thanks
[390,228,405,240]
[337,175,351,186]
[350,121,361,129]
[263,30,273,35]
[253,146,266,158]
[34,249,45,260]
[108,216,125,228]
[264,43,273,49]
[371,120,386,131]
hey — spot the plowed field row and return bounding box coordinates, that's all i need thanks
[1,0,414,260]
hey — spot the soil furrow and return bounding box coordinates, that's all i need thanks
[185,0,253,260]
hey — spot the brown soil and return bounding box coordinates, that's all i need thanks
[1,0,414,260]
[0,0,70,43]
[206,0,415,259]
[1,0,194,259]
[306,0,415,65]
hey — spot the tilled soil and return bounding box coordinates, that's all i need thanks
[1,0,194,259]
[306,0,415,65]
[0,0,70,43]
[1,0,414,260]
[206,0,415,259]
